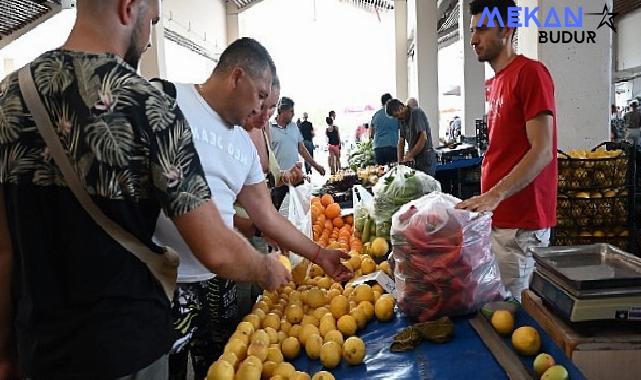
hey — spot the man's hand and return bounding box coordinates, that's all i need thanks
[314,164,326,176]
[316,248,353,282]
[259,252,293,291]
[456,190,504,213]
[282,165,304,185]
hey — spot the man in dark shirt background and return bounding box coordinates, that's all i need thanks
[299,112,315,175]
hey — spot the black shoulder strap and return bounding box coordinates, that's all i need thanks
[150,78,177,99]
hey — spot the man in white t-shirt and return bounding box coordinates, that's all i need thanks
[153,38,352,380]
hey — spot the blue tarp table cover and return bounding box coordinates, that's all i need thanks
[291,308,586,379]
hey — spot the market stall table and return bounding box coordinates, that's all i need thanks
[290,308,586,379]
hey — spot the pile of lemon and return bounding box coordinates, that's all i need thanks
[206,260,396,380]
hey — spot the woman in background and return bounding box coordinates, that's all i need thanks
[326,116,341,175]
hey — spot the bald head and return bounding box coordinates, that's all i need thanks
[66,0,160,68]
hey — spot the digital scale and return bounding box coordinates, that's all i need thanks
[529,244,641,323]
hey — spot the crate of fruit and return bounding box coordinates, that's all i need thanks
[556,190,629,228]
[557,147,628,190]
[553,228,630,251]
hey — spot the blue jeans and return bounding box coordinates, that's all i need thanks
[374,147,397,165]
[303,140,314,174]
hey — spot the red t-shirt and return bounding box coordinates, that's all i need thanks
[482,55,558,229]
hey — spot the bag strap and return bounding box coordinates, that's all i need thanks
[18,64,176,300]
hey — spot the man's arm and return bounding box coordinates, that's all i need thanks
[173,200,291,290]
[397,137,406,162]
[237,182,352,282]
[404,132,427,161]
[457,113,554,212]
[0,186,17,378]
[298,142,325,176]
[369,122,375,140]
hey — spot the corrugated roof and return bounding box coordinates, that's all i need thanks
[230,0,393,12]
[0,0,61,47]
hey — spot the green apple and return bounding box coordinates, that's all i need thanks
[533,353,556,378]
[541,365,569,380]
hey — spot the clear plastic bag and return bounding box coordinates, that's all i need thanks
[352,185,374,240]
[285,183,314,267]
[373,165,441,240]
[391,192,506,321]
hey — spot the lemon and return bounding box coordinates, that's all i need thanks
[304,333,323,360]
[491,310,514,335]
[286,304,304,324]
[266,346,284,364]
[281,337,300,360]
[343,336,366,365]
[512,326,541,356]
[312,371,336,380]
[337,315,357,336]
[261,361,278,379]
[278,255,292,271]
[273,362,296,378]
[290,371,312,380]
[206,360,234,380]
[262,313,281,330]
[374,294,395,322]
[330,295,350,319]
[324,329,344,346]
[370,237,389,257]
[247,342,268,362]
[352,284,374,303]
[320,341,342,369]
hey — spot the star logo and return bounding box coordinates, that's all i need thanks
[586,3,618,32]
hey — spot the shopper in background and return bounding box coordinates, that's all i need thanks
[0,2,291,379]
[326,116,342,175]
[299,112,315,175]
[329,110,336,122]
[406,97,419,109]
[270,97,325,209]
[370,93,400,165]
[457,0,558,301]
[386,99,436,176]
[624,102,641,146]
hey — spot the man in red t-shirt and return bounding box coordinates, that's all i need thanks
[457,0,557,300]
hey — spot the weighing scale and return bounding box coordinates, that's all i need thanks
[529,244,641,323]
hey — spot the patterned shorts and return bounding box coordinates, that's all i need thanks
[169,277,240,380]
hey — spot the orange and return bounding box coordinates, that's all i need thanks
[311,205,322,220]
[345,215,353,225]
[316,214,326,226]
[324,220,334,231]
[311,196,321,204]
[333,218,344,228]
[321,194,334,206]
[339,229,351,239]
[325,204,341,219]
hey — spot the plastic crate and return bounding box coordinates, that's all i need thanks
[557,155,628,190]
[556,194,628,228]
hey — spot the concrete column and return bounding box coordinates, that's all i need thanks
[412,0,439,145]
[394,0,408,101]
[139,16,167,79]
[226,2,240,45]
[459,1,485,137]
[534,0,612,149]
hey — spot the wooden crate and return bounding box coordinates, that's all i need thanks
[522,290,641,380]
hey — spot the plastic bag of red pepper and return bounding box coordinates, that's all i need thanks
[391,192,507,322]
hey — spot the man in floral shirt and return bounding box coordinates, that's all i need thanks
[0,1,290,378]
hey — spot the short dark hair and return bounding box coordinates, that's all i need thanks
[381,93,393,106]
[329,110,336,117]
[469,0,517,40]
[326,116,334,125]
[214,37,275,80]
[385,99,403,117]
[278,96,294,113]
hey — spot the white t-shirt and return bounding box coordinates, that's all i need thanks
[154,83,265,283]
